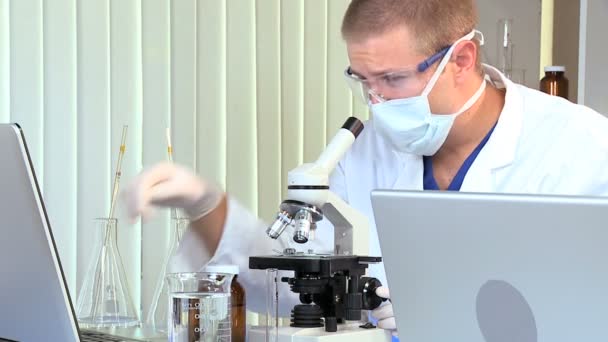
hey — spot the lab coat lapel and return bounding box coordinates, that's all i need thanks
[391,152,424,190]
[367,125,424,191]
[461,65,523,192]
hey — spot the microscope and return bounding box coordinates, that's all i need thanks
[249,117,392,342]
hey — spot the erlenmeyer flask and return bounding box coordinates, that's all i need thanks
[146,216,190,332]
[76,218,140,328]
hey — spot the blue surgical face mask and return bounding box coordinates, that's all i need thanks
[371,30,486,156]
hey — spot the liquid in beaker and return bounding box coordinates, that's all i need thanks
[146,216,190,333]
[167,273,233,342]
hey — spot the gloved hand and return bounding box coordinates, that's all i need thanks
[372,286,397,333]
[123,162,224,222]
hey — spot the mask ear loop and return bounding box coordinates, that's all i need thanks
[476,30,485,47]
[453,78,487,115]
[421,30,477,97]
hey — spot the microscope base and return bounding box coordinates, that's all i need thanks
[248,323,393,342]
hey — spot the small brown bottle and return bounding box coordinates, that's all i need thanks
[230,273,246,342]
[540,66,569,100]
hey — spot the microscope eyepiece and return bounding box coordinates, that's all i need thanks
[341,117,364,138]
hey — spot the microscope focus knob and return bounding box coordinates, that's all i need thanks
[360,277,384,310]
[344,293,363,321]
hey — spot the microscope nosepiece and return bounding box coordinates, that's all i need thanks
[266,211,292,239]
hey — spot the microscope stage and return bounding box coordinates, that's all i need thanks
[249,255,381,274]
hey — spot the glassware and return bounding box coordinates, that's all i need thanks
[230,274,246,342]
[203,265,247,342]
[265,269,278,342]
[76,218,140,328]
[540,66,569,100]
[497,19,514,75]
[167,272,233,342]
[146,216,190,333]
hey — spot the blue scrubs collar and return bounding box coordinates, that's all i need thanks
[423,123,497,191]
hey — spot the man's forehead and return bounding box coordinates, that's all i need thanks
[346,28,423,76]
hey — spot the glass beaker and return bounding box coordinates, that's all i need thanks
[76,218,140,328]
[146,216,190,333]
[202,265,245,342]
[167,272,233,342]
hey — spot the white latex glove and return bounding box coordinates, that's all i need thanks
[123,162,223,222]
[372,286,397,332]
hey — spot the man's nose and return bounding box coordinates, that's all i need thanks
[368,90,385,104]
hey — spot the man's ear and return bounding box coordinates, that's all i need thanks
[452,40,478,84]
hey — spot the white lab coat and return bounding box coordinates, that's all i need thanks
[170,65,608,316]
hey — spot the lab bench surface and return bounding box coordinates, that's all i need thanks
[85,326,165,342]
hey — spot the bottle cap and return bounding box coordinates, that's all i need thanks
[203,264,239,275]
[545,66,566,73]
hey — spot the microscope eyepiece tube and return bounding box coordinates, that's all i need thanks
[341,117,364,138]
[266,211,292,239]
[315,117,363,173]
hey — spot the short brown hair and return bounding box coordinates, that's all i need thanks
[342,0,479,57]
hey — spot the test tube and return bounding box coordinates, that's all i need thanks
[265,269,279,342]
[497,19,514,74]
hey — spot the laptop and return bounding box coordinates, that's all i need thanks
[0,124,147,342]
[371,189,608,342]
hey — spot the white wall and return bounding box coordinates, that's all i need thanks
[579,0,608,114]
[477,0,543,89]
[0,0,364,321]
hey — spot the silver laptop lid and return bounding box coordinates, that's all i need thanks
[372,189,608,342]
[0,124,80,341]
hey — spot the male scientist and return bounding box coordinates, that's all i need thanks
[124,0,608,335]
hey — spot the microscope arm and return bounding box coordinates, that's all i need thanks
[322,191,370,256]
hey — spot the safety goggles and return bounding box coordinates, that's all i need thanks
[344,46,450,103]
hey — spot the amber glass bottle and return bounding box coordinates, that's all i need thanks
[230,274,246,342]
[540,66,569,100]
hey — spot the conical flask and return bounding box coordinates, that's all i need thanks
[76,218,140,328]
[146,215,190,332]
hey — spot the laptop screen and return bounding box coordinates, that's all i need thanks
[371,189,608,341]
[0,124,80,341]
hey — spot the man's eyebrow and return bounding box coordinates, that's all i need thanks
[349,66,399,78]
